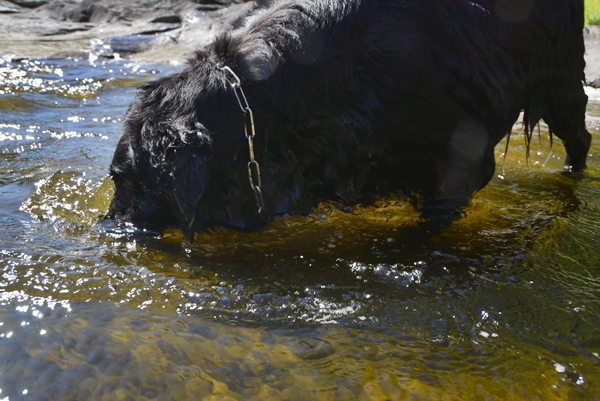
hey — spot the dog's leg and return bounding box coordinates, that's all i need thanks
[421,118,496,221]
[541,76,591,172]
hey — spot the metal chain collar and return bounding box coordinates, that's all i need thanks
[220,66,265,215]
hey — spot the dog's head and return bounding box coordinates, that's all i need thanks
[108,55,270,241]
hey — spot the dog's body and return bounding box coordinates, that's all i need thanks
[108,0,591,241]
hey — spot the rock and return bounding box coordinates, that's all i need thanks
[7,0,48,8]
[62,0,115,23]
[0,0,22,13]
[151,15,182,24]
[585,26,600,88]
[0,0,599,85]
[0,0,253,61]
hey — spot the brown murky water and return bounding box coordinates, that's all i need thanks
[1,56,599,400]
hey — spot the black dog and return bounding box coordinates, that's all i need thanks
[108,0,591,241]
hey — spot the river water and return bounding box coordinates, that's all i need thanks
[0,55,599,400]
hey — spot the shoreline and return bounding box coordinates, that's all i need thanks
[1,0,600,87]
[0,0,252,64]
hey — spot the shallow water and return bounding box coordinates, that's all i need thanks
[1,55,599,400]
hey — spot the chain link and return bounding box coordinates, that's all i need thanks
[221,66,265,215]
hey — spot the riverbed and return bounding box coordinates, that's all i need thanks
[1,55,599,400]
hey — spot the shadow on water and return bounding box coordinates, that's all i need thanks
[1,56,600,399]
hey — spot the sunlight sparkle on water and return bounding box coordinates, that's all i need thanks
[1,56,599,400]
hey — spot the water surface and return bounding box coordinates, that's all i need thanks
[1,55,599,400]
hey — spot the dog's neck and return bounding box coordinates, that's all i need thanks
[220,65,266,216]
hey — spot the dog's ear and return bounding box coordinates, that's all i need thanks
[108,135,140,218]
[112,102,140,174]
[110,138,137,180]
[166,125,213,243]
[169,147,210,242]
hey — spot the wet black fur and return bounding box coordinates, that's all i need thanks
[108,0,591,241]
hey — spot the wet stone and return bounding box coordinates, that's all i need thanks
[35,362,61,390]
[74,330,98,354]
[105,35,157,55]
[158,339,193,365]
[61,332,78,350]
[63,1,114,23]
[217,295,233,308]
[0,339,23,362]
[186,376,213,395]
[106,339,129,359]
[78,377,99,396]
[120,376,141,393]
[165,377,188,399]
[139,386,158,399]
[148,378,170,393]
[334,385,359,399]
[95,311,116,325]
[195,292,219,305]
[292,338,336,361]
[114,388,129,401]
[47,383,77,401]
[92,382,116,399]
[150,15,182,24]
[156,394,177,401]
[102,360,124,377]
[21,393,51,401]
[115,350,135,365]
[131,342,155,359]
[7,0,48,7]
[188,324,217,340]
[255,383,284,400]
[24,352,59,375]
[0,0,21,13]
[1,358,27,386]
[165,361,183,374]
[164,373,184,387]
[130,318,157,332]
[67,363,96,381]
[211,380,244,401]
[85,345,105,365]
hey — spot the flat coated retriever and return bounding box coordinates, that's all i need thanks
[108,0,591,241]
